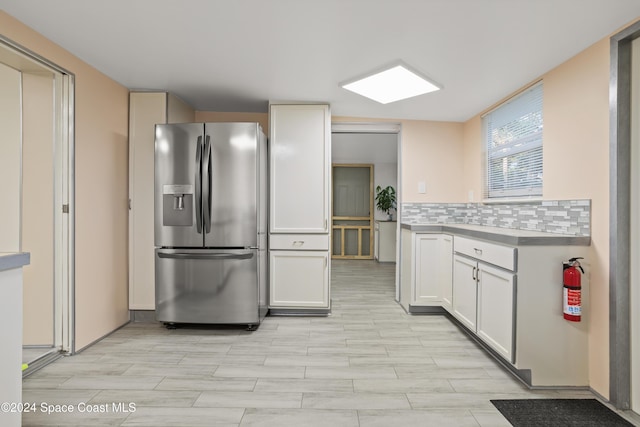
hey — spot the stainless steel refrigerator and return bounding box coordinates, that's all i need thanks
[154,122,267,328]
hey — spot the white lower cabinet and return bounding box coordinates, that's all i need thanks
[414,234,442,305]
[477,263,515,362]
[439,235,453,311]
[452,239,516,363]
[375,220,397,263]
[402,227,590,386]
[400,230,452,312]
[414,234,452,305]
[452,254,478,330]
[269,250,329,309]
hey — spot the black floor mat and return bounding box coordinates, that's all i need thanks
[491,399,634,427]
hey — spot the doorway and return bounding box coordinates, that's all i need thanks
[0,36,75,373]
[331,123,401,298]
[332,164,374,259]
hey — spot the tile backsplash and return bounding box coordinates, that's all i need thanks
[401,200,590,236]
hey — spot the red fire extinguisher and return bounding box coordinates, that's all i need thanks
[563,257,584,322]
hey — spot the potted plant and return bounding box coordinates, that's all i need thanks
[375,185,397,221]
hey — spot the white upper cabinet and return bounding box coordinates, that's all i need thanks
[269,104,330,234]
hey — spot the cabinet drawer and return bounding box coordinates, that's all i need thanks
[270,234,329,250]
[454,236,516,271]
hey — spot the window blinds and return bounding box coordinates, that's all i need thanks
[483,82,543,199]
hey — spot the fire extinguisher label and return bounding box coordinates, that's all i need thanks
[563,288,581,316]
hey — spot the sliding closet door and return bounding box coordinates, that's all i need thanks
[0,63,21,252]
[22,72,55,347]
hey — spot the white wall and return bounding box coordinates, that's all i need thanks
[372,163,398,221]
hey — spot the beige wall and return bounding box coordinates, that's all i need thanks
[22,72,55,345]
[0,63,22,252]
[0,11,130,350]
[332,116,465,203]
[462,37,613,397]
[168,93,196,123]
[195,111,269,134]
[544,39,611,397]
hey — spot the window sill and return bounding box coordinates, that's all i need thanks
[481,197,544,205]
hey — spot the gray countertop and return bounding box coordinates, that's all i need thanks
[0,252,31,272]
[401,223,590,246]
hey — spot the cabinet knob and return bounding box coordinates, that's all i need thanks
[474,248,483,255]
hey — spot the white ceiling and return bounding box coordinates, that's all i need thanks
[2,1,639,122]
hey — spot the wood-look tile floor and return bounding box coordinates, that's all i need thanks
[20,260,616,426]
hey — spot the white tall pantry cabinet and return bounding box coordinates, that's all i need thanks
[268,104,331,312]
[128,92,194,310]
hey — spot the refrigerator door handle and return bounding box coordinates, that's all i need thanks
[195,135,203,233]
[158,252,254,260]
[203,135,212,233]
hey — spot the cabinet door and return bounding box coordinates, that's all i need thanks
[452,255,477,331]
[129,92,167,310]
[477,263,515,362]
[269,250,329,308]
[440,235,453,312]
[269,104,330,234]
[413,234,441,304]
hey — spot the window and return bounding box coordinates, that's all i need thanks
[483,82,543,199]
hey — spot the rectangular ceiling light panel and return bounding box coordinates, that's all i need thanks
[341,64,441,104]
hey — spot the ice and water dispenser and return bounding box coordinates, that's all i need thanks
[162,184,194,226]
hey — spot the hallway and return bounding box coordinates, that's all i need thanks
[22,260,606,426]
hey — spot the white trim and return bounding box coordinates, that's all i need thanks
[331,122,401,133]
[481,198,544,205]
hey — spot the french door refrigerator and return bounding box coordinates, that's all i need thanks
[154,122,267,328]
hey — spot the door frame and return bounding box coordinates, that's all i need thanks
[0,35,76,355]
[331,163,374,259]
[331,122,401,298]
[610,20,640,410]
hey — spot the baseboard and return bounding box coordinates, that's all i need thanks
[22,350,62,378]
[408,305,446,314]
[130,310,156,322]
[269,308,331,316]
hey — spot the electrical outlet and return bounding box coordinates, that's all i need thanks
[418,181,426,194]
